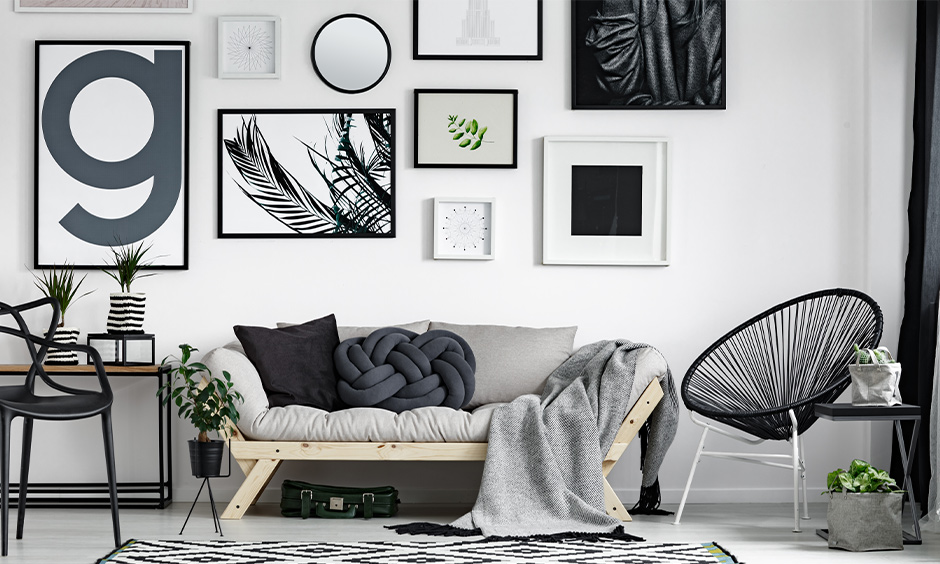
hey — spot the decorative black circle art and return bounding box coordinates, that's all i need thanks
[311,13,391,95]
[333,328,475,412]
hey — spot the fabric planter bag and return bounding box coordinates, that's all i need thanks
[107,293,146,334]
[849,347,902,406]
[47,326,79,365]
[827,492,903,551]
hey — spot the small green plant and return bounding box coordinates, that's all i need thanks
[826,459,903,494]
[853,344,890,364]
[31,262,93,326]
[158,344,243,443]
[446,114,490,151]
[102,240,157,292]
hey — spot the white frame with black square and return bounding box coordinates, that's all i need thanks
[542,136,669,266]
[433,197,495,260]
[218,16,281,79]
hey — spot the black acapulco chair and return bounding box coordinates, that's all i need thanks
[672,288,883,533]
[0,298,120,556]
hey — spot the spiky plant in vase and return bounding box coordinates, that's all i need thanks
[101,241,157,334]
[32,262,93,365]
[158,344,243,477]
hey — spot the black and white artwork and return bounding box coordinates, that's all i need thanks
[218,17,280,79]
[572,0,725,109]
[571,166,642,236]
[34,41,189,269]
[414,0,542,60]
[218,109,395,238]
[543,137,669,266]
[16,0,193,12]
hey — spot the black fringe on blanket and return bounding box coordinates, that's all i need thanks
[385,523,645,542]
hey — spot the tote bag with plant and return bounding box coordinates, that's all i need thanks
[849,345,902,406]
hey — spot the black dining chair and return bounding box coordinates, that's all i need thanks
[0,297,120,556]
[672,288,883,533]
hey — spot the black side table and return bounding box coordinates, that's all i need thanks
[813,403,921,545]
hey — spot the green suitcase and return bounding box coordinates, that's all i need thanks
[280,481,399,519]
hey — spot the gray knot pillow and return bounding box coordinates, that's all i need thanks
[333,328,476,412]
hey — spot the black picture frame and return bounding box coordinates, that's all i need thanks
[311,13,392,94]
[414,89,518,169]
[571,0,726,110]
[413,0,543,61]
[218,109,395,239]
[34,40,190,269]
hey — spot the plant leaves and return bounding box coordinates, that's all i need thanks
[479,126,487,139]
[459,139,471,148]
[453,132,465,140]
[458,118,465,126]
[470,119,478,135]
[471,140,482,150]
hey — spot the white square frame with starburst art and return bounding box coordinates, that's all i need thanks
[218,16,280,79]
[433,197,494,260]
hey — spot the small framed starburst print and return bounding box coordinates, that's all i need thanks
[434,198,494,260]
[218,16,280,79]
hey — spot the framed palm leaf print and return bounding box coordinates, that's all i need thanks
[218,109,395,238]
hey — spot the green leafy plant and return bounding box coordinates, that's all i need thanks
[853,344,890,364]
[158,344,243,443]
[446,114,490,151]
[31,262,93,327]
[101,240,157,292]
[825,459,903,494]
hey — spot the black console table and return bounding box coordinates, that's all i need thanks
[813,402,921,545]
[0,364,172,509]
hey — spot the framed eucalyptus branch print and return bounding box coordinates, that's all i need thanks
[218,109,395,238]
[34,41,189,269]
[572,0,725,109]
[414,0,542,60]
[543,137,669,265]
[414,89,517,168]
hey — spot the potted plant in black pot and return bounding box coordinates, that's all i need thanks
[32,262,93,365]
[159,344,243,478]
[825,459,904,551]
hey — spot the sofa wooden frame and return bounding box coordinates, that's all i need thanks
[220,377,665,521]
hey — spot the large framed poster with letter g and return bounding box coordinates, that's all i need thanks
[34,41,189,269]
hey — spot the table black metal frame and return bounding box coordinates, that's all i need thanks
[0,364,172,509]
[813,402,921,545]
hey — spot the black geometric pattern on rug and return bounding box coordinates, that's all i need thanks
[98,539,740,564]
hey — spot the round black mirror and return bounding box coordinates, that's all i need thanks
[311,14,391,94]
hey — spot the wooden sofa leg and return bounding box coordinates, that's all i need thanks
[221,459,282,520]
[603,476,632,522]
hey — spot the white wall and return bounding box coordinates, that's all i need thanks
[0,0,916,506]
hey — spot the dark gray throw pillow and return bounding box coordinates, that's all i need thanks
[334,327,476,412]
[234,314,340,411]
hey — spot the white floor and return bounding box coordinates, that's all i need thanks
[3,502,937,563]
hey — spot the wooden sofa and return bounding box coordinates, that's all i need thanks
[219,377,665,522]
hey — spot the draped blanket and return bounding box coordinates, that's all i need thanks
[446,340,678,537]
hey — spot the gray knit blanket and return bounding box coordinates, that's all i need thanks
[450,340,678,537]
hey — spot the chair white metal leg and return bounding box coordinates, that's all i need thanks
[798,436,809,520]
[788,409,802,533]
[673,425,710,525]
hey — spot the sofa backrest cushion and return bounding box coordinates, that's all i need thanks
[235,314,341,411]
[276,320,431,342]
[428,322,577,409]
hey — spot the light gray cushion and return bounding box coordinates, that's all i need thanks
[428,322,577,409]
[276,320,431,342]
[202,342,667,442]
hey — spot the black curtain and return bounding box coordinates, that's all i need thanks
[895,0,940,514]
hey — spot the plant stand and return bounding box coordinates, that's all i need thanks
[179,442,230,536]
[813,403,922,545]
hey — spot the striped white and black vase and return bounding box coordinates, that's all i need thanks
[47,326,79,365]
[107,293,146,334]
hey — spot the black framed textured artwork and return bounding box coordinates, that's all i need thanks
[34,41,189,269]
[571,0,725,110]
[218,109,395,238]
[414,89,517,168]
[414,0,542,60]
